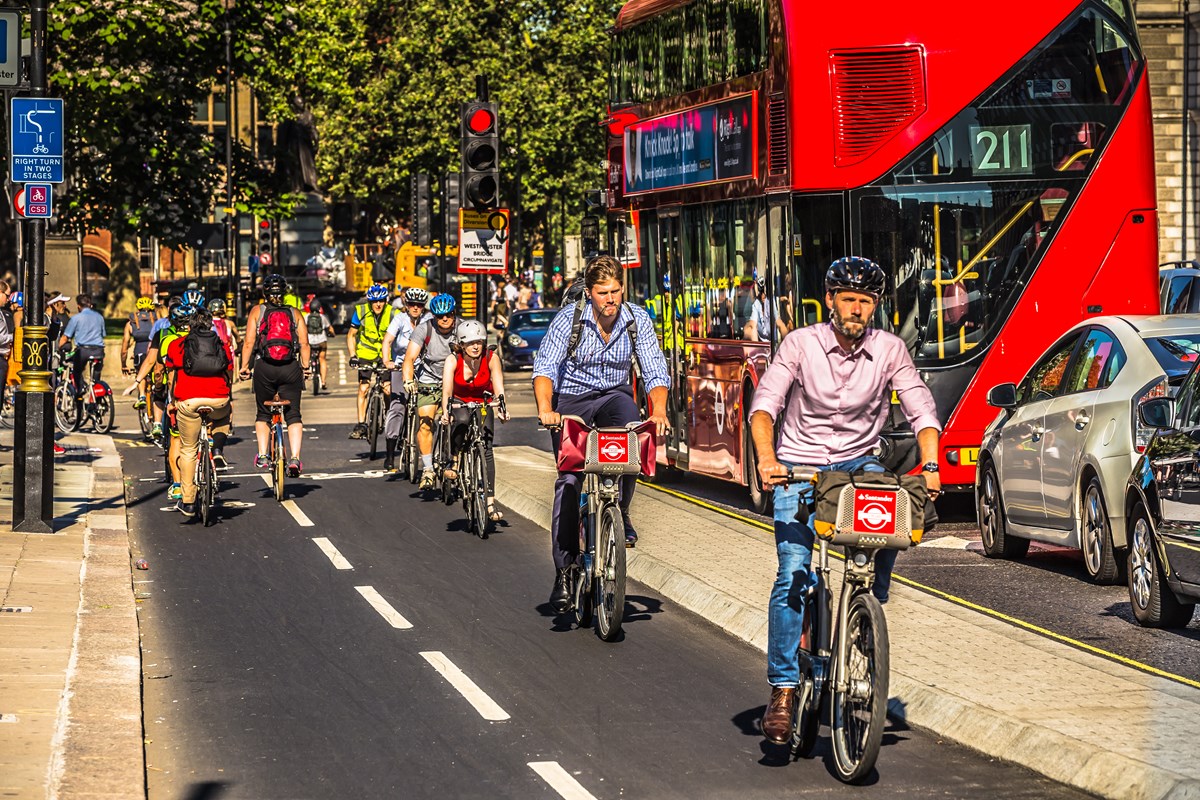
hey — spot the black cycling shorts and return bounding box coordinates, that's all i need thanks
[253,359,303,425]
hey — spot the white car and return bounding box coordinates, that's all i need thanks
[976,315,1200,583]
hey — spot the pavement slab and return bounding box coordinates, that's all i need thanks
[0,431,142,800]
[492,444,1200,800]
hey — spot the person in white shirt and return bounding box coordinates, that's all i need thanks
[380,287,431,472]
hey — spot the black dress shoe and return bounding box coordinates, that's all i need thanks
[623,514,638,547]
[550,568,571,613]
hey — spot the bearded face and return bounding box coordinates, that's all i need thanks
[826,290,876,342]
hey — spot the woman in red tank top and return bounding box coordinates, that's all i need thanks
[440,320,508,520]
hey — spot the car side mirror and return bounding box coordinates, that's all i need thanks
[1138,397,1176,429]
[986,383,1018,409]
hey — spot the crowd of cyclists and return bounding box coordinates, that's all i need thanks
[43,252,947,752]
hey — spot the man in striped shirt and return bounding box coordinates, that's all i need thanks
[533,255,671,613]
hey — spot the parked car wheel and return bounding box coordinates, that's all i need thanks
[1081,477,1122,585]
[1127,502,1196,628]
[978,461,1029,559]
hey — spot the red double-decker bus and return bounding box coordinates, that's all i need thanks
[605,0,1158,509]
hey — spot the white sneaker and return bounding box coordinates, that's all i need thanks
[419,468,436,489]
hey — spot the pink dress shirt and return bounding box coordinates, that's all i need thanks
[749,323,942,465]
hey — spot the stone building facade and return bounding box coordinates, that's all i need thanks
[1137,0,1198,262]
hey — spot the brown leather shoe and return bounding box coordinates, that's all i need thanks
[762,687,796,744]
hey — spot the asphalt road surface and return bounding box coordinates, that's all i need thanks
[117,374,1088,800]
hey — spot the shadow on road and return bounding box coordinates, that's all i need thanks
[181,781,231,800]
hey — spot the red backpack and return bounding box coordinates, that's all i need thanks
[256,304,298,364]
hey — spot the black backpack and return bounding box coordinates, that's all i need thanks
[306,310,324,335]
[182,327,230,378]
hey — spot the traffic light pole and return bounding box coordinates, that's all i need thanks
[13,0,54,531]
[475,76,488,327]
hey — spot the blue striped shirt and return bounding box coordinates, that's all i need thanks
[533,302,670,396]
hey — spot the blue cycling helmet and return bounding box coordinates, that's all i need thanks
[428,294,456,316]
[365,283,389,302]
[170,303,194,326]
[10,291,22,308]
[182,289,206,308]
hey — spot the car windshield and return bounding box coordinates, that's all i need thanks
[510,312,555,331]
[1144,334,1200,375]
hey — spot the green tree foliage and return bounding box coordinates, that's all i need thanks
[46,0,303,245]
[257,0,618,237]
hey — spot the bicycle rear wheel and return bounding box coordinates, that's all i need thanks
[137,402,152,438]
[311,369,320,396]
[94,387,115,433]
[272,423,286,502]
[366,391,382,460]
[831,592,889,784]
[595,504,626,642]
[197,439,213,526]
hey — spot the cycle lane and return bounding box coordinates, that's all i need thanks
[491,444,1200,800]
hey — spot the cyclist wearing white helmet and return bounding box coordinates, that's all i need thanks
[381,286,431,472]
[440,319,508,520]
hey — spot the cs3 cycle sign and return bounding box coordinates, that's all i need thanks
[623,92,757,196]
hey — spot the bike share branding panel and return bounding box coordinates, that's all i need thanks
[597,431,629,464]
[853,490,897,535]
[10,98,64,183]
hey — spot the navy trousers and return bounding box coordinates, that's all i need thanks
[549,386,640,569]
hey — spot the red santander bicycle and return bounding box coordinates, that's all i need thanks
[555,415,656,642]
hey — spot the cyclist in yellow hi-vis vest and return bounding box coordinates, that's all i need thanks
[645,274,684,352]
[347,283,395,440]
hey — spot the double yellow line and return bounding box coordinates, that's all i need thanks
[638,479,1200,690]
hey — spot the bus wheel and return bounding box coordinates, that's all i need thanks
[745,418,771,515]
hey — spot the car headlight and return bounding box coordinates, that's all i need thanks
[507,334,528,348]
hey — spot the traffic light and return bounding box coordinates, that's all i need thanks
[256,219,273,254]
[443,172,461,247]
[460,100,500,209]
[412,172,433,248]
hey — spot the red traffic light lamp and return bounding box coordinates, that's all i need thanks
[460,100,500,209]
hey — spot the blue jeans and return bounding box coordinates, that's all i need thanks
[767,456,899,687]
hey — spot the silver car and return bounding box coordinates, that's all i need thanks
[976,315,1200,583]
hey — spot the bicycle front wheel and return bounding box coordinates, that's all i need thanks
[406,406,421,485]
[54,385,77,432]
[272,424,286,502]
[595,504,627,642]
[137,403,152,438]
[94,388,115,433]
[831,592,889,784]
[471,441,491,538]
[366,392,381,460]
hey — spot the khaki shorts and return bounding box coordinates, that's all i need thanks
[415,382,442,409]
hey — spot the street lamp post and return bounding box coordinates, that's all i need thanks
[12,0,53,531]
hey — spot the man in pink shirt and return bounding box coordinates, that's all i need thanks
[749,256,942,745]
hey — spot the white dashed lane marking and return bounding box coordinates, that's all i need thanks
[311,537,353,570]
[419,651,510,721]
[528,762,598,800]
[354,586,413,629]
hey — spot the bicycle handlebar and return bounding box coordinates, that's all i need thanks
[349,357,390,372]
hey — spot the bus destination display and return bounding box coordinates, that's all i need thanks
[623,93,757,195]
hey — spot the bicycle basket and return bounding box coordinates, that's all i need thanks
[556,416,656,477]
[811,471,927,549]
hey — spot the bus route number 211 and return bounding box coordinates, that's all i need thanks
[970,124,1032,176]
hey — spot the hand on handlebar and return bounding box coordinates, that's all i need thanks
[758,457,789,488]
[648,410,670,438]
[403,379,416,394]
[923,471,942,499]
[538,409,561,430]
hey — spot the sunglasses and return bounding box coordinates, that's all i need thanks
[406,301,424,307]
[434,313,453,320]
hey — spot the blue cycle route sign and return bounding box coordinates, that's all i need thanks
[10,98,64,184]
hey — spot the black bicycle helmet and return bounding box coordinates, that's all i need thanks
[825,256,886,300]
[263,274,287,296]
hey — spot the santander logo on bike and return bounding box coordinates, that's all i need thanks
[597,432,629,463]
[853,490,897,534]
